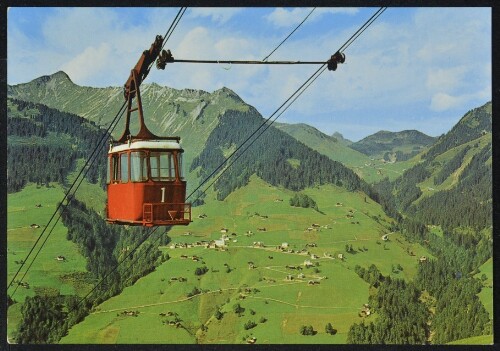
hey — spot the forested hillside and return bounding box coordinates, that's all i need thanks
[349,130,436,161]
[7,98,108,193]
[191,109,370,201]
[350,101,493,344]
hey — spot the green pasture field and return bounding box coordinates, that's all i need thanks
[62,175,431,344]
[474,258,493,320]
[7,183,90,302]
[447,334,493,345]
[349,157,416,184]
[67,159,107,213]
[7,183,92,341]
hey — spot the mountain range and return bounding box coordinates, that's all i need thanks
[6,71,493,345]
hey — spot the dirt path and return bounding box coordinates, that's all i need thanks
[92,280,305,315]
[245,295,358,310]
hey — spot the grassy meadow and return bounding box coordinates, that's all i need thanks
[7,183,93,341]
[61,175,431,344]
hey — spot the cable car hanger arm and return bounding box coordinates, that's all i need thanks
[156,50,346,71]
[124,35,165,101]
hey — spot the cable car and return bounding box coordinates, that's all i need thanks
[106,34,191,226]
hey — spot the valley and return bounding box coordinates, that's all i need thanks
[5,73,493,345]
[60,176,430,344]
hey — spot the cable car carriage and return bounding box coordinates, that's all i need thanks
[106,34,191,226]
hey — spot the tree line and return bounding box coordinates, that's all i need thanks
[7,98,109,193]
[191,109,366,200]
[14,198,171,343]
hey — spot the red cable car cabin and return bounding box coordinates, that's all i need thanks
[105,34,191,226]
[106,138,191,226]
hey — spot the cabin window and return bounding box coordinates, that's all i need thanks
[120,153,129,183]
[108,154,119,183]
[178,152,184,178]
[150,151,176,181]
[130,151,148,182]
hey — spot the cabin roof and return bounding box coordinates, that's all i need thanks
[109,140,183,153]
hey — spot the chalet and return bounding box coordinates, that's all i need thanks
[419,256,428,263]
[248,262,256,269]
[214,239,226,248]
[281,242,289,249]
[303,260,313,267]
[192,256,200,262]
[220,228,228,234]
[169,244,176,249]
[286,274,294,281]
[247,337,257,344]
[338,253,344,260]
[253,241,264,247]
[310,254,319,259]
[298,273,305,279]
[55,255,66,261]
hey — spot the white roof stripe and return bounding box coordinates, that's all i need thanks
[109,140,183,153]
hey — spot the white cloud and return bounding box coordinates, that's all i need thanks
[425,66,468,93]
[266,7,358,28]
[188,8,243,24]
[430,92,462,111]
[60,43,112,84]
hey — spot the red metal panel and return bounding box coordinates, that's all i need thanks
[107,181,190,226]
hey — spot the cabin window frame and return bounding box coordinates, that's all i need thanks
[108,154,121,184]
[130,151,149,183]
[150,151,177,181]
[120,152,129,183]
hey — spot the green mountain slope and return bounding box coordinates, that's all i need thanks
[373,101,492,230]
[9,72,380,204]
[274,122,417,184]
[61,175,431,344]
[350,130,436,161]
[274,122,369,166]
[8,71,251,191]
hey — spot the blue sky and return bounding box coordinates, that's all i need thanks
[7,7,491,141]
